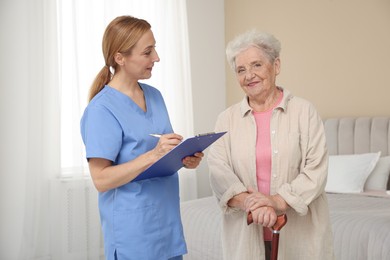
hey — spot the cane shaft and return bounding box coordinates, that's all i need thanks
[271,233,280,260]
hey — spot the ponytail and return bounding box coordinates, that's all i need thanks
[88,65,112,102]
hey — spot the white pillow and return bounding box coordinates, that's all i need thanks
[325,152,381,193]
[364,156,390,191]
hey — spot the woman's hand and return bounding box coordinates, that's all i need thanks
[244,187,271,212]
[182,152,204,169]
[244,187,277,227]
[249,206,277,228]
[244,187,289,216]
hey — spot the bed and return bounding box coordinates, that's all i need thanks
[180,117,390,260]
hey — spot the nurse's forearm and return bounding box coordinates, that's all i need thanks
[91,134,183,192]
[89,150,159,192]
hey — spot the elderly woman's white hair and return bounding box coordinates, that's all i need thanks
[226,29,281,71]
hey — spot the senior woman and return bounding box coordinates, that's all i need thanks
[207,30,334,260]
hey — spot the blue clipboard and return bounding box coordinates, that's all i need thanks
[133,131,227,182]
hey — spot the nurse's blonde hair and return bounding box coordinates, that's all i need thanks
[88,16,151,102]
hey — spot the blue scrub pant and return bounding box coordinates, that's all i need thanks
[114,252,182,260]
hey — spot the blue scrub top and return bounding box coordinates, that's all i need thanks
[80,84,187,260]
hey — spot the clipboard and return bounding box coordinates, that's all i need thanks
[133,131,227,182]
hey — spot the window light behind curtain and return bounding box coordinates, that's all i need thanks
[59,0,197,199]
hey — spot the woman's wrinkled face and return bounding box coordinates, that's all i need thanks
[121,29,160,80]
[235,46,280,98]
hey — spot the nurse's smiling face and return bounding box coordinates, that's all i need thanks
[234,46,280,99]
[122,29,160,81]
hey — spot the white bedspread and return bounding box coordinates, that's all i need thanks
[327,192,390,260]
[181,196,222,260]
[181,193,390,260]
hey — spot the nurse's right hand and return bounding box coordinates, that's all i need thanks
[152,133,183,159]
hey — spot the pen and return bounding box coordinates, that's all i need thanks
[149,134,162,138]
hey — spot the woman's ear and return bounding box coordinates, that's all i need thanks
[274,57,281,75]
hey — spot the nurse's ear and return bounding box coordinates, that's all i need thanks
[114,52,125,67]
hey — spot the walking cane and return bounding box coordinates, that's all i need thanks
[247,212,288,260]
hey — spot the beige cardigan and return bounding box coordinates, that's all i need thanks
[207,88,334,260]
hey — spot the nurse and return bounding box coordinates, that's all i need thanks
[80,15,203,260]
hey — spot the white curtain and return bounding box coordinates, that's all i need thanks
[1,0,60,259]
[0,0,195,259]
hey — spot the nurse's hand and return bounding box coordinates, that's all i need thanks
[182,152,204,169]
[152,133,183,159]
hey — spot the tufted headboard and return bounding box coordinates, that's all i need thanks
[323,117,390,189]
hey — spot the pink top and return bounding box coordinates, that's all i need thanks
[253,91,283,241]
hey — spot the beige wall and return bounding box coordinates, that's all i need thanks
[225,0,390,118]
